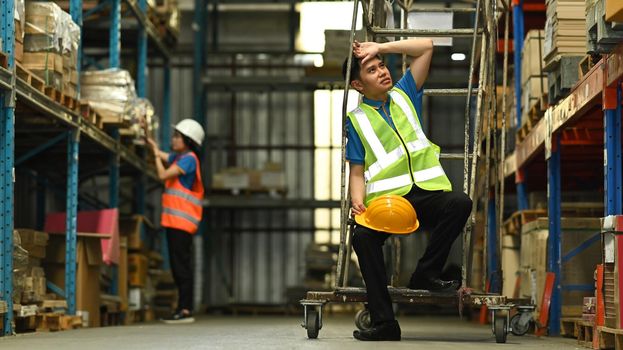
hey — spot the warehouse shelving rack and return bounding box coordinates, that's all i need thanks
[0,0,174,335]
[495,0,623,336]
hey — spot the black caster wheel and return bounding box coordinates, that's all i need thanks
[354,309,372,331]
[510,313,530,336]
[494,315,508,344]
[306,310,320,339]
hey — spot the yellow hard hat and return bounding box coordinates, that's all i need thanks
[354,195,419,234]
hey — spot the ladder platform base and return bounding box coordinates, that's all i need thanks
[302,287,507,307]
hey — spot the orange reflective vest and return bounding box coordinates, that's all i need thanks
[161,152,204,234]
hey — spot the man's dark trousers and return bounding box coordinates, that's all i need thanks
[351,185,472,325]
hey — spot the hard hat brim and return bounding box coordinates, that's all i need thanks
[354,212,419,235]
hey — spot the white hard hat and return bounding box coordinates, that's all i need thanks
[174,119,205,145]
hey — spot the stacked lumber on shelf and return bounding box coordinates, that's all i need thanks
[543,0,586,103]
[544,0,587,64]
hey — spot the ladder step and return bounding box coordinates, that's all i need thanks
[439,153,474,160]
[439,153,472,160]
[408,7,477,13]
[370,27,481,38]
[423,88,479,96]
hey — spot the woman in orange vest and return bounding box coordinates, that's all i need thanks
[147,119,205,324]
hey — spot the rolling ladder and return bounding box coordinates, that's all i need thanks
[300,0,534,343]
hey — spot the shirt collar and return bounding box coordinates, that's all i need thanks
[363,94,391,110]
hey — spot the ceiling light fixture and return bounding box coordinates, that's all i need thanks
[451,53,466,61]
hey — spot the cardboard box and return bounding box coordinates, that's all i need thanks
[14,40,23,63]
[22,52,63,73]
[502,247,520,297]
[128,253,148,287]
[521,30,546,85]
[118,237,128,311]
[606,0,623,22]
[520,217,601,317]
[44,233,103,327]
[520,76,548,125]
[16,229,49,259]
[120,215,154,251]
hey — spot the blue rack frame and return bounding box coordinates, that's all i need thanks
[0,0,172,334]
[0,0,15,336]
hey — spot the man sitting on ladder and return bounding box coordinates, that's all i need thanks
[344,38,473,341]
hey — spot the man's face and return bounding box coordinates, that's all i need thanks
[352,58,393,96]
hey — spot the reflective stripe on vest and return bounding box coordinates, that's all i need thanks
[163,207,201,226]
[367,166,446,194]
[164,188,203,207]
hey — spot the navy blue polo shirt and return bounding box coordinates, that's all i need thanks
[346,70,424,164]
[168,153,197,190]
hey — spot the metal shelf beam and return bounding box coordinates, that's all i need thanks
[124,0,171,59]
[204,197,340,209]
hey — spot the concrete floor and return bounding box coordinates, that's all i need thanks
[0,315,582,349]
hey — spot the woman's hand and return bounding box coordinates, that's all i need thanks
[146,138,159,155]
[353,40,382,65]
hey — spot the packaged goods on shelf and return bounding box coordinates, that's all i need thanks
[259,162,286,190]
[14,0,25,62]
[61,13,80,99]
[521,30,547,85]
[520,217,600,317]
[16,228,49,259]
[605,0,623,22]
[544,0,587,67]
[13,230,29,305]
[587,0,623,55]
[24,2,80,91]
[81,69,138,126]
[120,98,160,144]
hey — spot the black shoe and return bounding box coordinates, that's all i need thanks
[161,311,195,324]
[353,320,401,341]
[408,278,460,292]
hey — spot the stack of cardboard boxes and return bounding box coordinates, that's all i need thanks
[519,218,601,318]
[521,30,548,126]
[16,229,49,305]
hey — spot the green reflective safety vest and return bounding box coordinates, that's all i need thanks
[348,88,452,206]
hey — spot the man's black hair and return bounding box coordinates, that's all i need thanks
[342,54,361,84]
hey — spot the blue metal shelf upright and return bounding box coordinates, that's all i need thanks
[0,0,172,334]
[0,0,15,336]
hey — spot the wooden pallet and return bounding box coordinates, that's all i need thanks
[79,101,103,128]
[36,313,82,332]
[15,315,37,333]
[561,317,582,338]
[502,209,548,235]
[44,86,63,104]
[576,320,596,348]
[597,326,623,350]
[0,52,8,69]
[15,62,45,93]
[62,94,78,111]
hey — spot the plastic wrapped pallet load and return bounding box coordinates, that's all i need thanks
[24,1,64,89]
[24,1,80,93]
[81,69,138,127]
